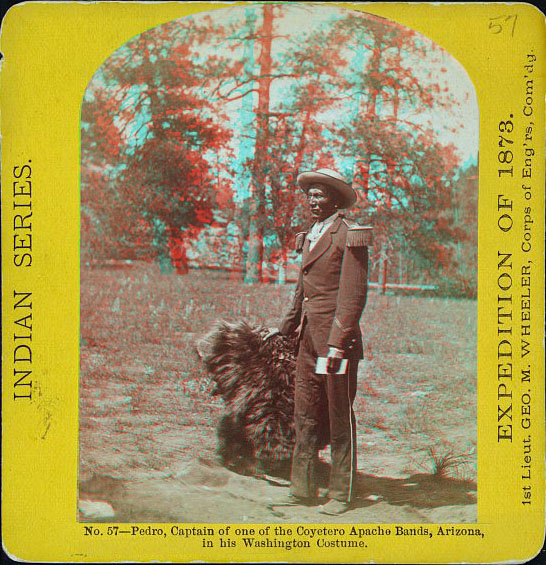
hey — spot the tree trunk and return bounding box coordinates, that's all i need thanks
[167,228,188,275]
[277,245,288,284]
[293,105,312,174]
[357,30,384,194]
[378,244,388,295]
[349,42,365,181]
[245,4,274,283]
[236,8,257,280]
[392,43,401,121]
[381,258,388,295]
[366,29,384,119]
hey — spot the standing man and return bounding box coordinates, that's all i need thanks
[270,168,372,516]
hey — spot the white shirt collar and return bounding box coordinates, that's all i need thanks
[312,211,339,233]
[307,212,340,250]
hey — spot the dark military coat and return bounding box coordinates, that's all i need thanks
[279,213,371,359]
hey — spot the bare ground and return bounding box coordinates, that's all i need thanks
[79,262,477,524]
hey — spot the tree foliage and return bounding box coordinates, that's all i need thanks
[81,20,230,268]
[81,5,477,294]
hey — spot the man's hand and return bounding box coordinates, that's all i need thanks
[264,327,280,341]
[326,346,344,373]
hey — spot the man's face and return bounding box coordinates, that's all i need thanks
[307,184,337,221]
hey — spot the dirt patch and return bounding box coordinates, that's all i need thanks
[79,264,477,524]
[79,458,476,524]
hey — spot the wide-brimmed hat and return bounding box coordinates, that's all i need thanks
[297,168,357,209]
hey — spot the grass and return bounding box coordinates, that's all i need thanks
[79,260,477,484]
[427,446,474,480]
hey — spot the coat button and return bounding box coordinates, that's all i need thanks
[303,269,308,275]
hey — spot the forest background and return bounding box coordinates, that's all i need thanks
[80,4,479,297]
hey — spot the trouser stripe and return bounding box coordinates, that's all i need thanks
[347,366,354,502]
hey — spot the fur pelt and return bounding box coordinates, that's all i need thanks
[198,320,299,475]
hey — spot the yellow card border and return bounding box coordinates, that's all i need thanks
[2,2,545,562]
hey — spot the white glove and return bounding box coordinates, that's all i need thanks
[326,346,344,373]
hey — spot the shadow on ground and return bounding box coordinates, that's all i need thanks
[78,458,476,524]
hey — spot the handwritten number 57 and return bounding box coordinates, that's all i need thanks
[489,15,518,36]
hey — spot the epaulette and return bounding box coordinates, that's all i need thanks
[341,217,359,229]
[346,226,373,247]
[295,232,307,253]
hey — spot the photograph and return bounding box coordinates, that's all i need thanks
[78,3,479,525]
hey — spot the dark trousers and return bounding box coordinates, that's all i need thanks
[290,323,358,502]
